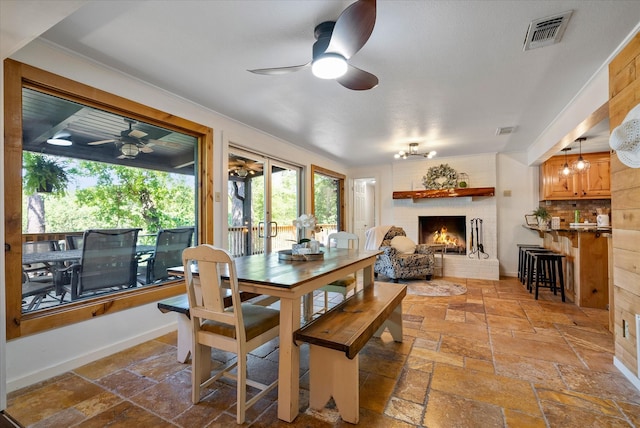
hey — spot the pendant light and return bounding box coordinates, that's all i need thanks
[571,137,590,174]
[558,147,572,177]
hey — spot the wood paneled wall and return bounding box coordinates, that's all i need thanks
[609,32,640,377]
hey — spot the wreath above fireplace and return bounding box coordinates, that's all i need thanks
[422,164,458,190]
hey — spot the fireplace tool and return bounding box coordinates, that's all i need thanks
[469,218,489,259]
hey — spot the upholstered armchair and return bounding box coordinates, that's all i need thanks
[373,226,435,282]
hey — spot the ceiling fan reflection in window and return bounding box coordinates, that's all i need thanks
[229,155,263,177]
[88,118,158,159]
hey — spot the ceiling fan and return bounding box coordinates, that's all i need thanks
[229,156,263,177]
[88,118,156,159]
[248,0,378,91]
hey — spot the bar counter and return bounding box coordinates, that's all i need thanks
[523,225,611,310]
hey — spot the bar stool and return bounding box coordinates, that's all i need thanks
[524,248,555,291]
[517,244,543,284]
[531,252,565,301]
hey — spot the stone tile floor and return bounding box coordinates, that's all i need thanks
[7,276,640,427]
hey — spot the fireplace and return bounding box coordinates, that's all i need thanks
[419,215,466,255]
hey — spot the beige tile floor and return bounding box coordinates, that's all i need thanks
[6,276,640,427]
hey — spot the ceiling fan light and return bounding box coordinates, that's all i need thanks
[46,132,72,146]
[237,167,248,178]
[46,138,72,146]
[312,53,347,79]
[121,143,139,157]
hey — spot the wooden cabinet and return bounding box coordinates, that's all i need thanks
[540,152,611,200]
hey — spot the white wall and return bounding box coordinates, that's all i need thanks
[496,152,542,277]
[3,40,350,392]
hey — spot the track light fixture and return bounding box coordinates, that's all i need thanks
[394,142,436,160]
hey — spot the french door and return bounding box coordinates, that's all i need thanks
[228,148,301,256]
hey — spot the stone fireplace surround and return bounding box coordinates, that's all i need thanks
[391,154,500,280]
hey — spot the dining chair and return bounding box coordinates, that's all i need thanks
[63,228,140,300]
[183,244,279,424]
[143,227,194,284]
[318,232,359,313]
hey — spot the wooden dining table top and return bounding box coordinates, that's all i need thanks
[168,248,380,289]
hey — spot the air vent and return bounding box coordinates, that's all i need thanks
[523,10,573,51]
[496,126,516,136]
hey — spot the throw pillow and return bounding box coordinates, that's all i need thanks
[390,236,416,254]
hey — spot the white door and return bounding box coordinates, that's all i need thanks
[353,178,374,249]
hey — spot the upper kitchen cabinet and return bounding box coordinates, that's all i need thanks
[540,152,611,200]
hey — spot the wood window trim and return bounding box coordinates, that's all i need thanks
[3,59,214,339]
[310,164,346,232]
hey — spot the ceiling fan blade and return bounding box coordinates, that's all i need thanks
[248,62,310,75]
[139,145,154,153]
[147,138,181,149]
[128,129,147,139]
[88,139,116,145]
[336,64,378,90]
[326,0,376,60]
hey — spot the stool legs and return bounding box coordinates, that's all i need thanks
[532,254,565,302]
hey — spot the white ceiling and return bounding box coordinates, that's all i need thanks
[10,1,640,165]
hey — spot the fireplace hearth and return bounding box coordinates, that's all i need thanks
[419,215,467,255]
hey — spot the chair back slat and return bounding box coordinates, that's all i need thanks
[327,232,359,249]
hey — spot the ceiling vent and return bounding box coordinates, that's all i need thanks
[496,126,516,136]
[523,10,573,51]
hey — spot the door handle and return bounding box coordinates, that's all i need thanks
[270,221,278,237]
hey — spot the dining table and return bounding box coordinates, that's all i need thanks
[168,247,381,423]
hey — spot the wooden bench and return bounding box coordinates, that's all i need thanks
[294,282,407,424]
[157,290,264,363]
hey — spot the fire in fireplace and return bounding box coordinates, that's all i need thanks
[418,216,467,255]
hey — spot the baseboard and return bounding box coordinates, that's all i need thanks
[7,322,177,393]
[614,356,640,392]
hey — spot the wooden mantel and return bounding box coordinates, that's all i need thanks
[392,187,495,200]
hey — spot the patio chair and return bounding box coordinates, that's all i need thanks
[183,245,279,424]
[22,240,69,293]
[63,228,140,300]
[143,227,194,284]
[21,268,56,311]
[317,232,359,312]
[65,234,83,250]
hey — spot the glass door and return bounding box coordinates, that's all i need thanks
[228,148,301,256]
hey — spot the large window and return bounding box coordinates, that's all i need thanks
[4,59,213,339]
[311,165,345,245]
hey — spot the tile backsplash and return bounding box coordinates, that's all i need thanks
[540,199,611,226]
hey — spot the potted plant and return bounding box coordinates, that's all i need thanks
[532,206,550,229]
[23,152,69,195]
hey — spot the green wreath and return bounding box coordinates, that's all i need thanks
[422,164,458,189]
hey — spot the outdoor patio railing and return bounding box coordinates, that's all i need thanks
[228,223,337,257]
